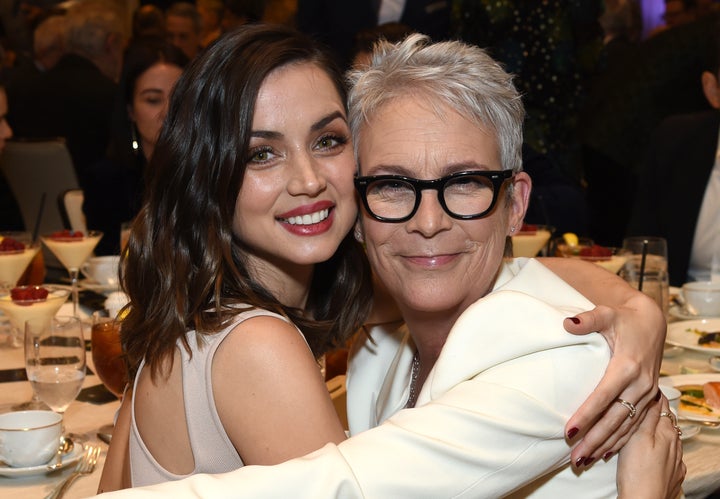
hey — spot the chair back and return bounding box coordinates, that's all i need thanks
[58,189,87,233]
[326,374,348,430]
[0,139,80,268]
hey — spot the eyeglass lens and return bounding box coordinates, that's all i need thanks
[364,174,497,220]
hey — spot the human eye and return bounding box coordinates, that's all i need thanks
[246,145,277,165]
[368,178,413,199]
[314,133,348,152]
[445,174,492,195]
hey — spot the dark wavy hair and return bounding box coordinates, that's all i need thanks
[121,24,373,380]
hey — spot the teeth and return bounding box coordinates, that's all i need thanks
[283,208,330,225]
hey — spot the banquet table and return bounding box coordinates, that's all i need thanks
[661,341,720,499]
[1,302,719,499]
[0,303,118,499]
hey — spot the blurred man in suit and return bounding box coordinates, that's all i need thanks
[626,28,720,286]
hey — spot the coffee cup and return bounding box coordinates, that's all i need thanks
[682,281,720,317]
[81,255,120,287]
[0,410,62,467]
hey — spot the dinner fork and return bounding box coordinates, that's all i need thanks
[45,444,100,499]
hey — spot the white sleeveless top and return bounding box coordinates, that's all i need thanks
[129,308,302,486]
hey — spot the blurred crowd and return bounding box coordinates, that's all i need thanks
[0,0,718,280]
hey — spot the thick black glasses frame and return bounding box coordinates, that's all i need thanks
[354,170,514,223]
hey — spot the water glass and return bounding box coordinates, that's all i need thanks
[25,315,86,415]
[620,236,669,315]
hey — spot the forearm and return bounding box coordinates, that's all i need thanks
[538,257,639,308]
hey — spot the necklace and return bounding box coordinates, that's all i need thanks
[406,353,420,408]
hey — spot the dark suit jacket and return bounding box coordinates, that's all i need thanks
[627,110,720,286]
[296,0,450,68]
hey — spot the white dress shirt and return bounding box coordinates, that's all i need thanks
[688,129,720,282]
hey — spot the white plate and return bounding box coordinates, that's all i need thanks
[669,305,720,321]
[679,422,700,441]
[665,318,720,354]
[0,442,83,477]
[661,373,720,423]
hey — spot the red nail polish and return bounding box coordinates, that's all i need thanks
[567,427,579,439]
[568,317,581,324]
[584,457,595,466]
[603,451,613,460]
[575,457,585,467]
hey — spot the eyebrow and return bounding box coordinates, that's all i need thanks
[362,162,493,177]
[251,110,346,140]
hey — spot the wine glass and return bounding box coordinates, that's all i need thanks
[41,230,103,316]
[24,315,86,416]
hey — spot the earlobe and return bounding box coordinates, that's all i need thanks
[509,171,532,229]
[353,222,364,244]
[701,71,720,109]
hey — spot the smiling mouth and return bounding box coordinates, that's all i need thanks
[279,208,330,226]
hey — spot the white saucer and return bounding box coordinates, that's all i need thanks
[0,442,83,477]
[669,305,720,321]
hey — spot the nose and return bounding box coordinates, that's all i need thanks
[287,152,326,196]
[405,189,452,236]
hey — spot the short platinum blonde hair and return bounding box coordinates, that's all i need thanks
[347,33,525,173]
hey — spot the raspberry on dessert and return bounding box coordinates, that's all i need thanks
[0,236,26,252]
[50,229,84,240]
[10,286,49,305]
[579,244,612,260]
[517,223,538,235]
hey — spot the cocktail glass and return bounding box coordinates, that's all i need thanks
[0,232,40,290]
[41,230,103,316]
[511,225,554,257]
[0,285,70,347]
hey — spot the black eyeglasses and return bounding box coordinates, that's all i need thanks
[354,170,514,223]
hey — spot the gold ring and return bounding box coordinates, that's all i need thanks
[617,398,637,418]
[659,411,683,437]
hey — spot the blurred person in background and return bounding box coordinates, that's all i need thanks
[84,36,189,256]
[626,27,720,286]
[197,0,224,47]
[165,2,203,60]
[5,0,128,192]
[132,4,166,39]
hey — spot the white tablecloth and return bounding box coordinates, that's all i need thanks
[0,306,119,499]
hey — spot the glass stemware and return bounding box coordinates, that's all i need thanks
[41,230,103,316]
[0,231,40,346]
[0,231,40,290]
[24,315,86,416]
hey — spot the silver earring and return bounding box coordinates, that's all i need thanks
[354,227,364,243]
[510,226,516,233]
[131,124,139,155]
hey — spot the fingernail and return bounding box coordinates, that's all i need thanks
[654,389,662,401]
[568,317,581,324]
[583,457,595,466]
[567,427,579,439]
[575,457,585,467]
[603,451,613,460]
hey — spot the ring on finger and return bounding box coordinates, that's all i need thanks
[659,411,683,437]
[617,398,637,418]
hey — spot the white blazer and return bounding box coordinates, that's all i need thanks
[98,258,617,498]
